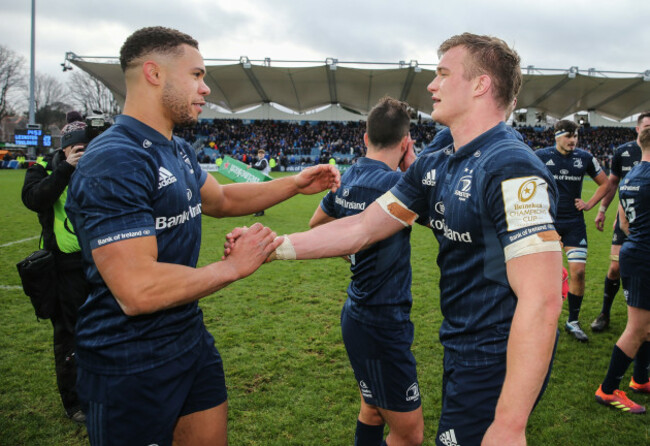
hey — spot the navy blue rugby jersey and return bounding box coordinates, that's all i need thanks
[390,122,558,365]
[320,157,412,328]
[535,147,602,221]
[619,162,650,275]
[66,115,208,375]
[611,141,641,180]
[419,127,454,157]
[419,125,523,158]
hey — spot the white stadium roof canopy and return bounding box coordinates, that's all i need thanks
[65,53,650,122]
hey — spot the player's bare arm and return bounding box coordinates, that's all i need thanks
[93,223,281,316]
[200,164,340,218]
[594,174,620,231]
[575,170,609,212]
[309,206,336,229]
[483,250,563,445]
[617,204,630,235]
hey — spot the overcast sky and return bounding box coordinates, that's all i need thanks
[2,0,649,86]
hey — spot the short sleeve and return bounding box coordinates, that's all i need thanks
[482,151,557,249]
[390,155,432,218]
[320,191,336,217]
[67,149,157,250]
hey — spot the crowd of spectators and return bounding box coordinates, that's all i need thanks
[180,119,634,173]
[178,119,437,167]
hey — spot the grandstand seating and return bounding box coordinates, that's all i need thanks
[181,118,635,173]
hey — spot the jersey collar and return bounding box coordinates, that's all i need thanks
[114,115,173,147]
[453,122,506,159]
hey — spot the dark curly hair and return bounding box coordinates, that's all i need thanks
[119,26,199,72]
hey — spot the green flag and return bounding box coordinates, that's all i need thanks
[219,156,272,183]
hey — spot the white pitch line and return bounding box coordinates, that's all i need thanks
[0,235,39,248]
[0,285,24,290]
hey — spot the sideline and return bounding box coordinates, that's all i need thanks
[0,235,39,248]
[0,285,23,290]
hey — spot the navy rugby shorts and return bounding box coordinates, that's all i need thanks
[622,275,650,311]
[341,306,421,412]
[436,332,558,446]
[555,218,587,251]
[78,328,227,446]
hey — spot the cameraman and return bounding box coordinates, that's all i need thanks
[21,111,93,424]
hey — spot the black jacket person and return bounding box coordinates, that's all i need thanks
[21,112,90,423]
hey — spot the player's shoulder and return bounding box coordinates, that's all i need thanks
[347,158,401,189]
[574,148,594,158]
[77,125,154,178]
[534,146,554,157]
[482,137,540,169]
[615,140,637,153]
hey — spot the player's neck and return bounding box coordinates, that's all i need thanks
[366,146,401,170]
[123,92,174,140]
[449,115,503,149]
[555,146,570,156]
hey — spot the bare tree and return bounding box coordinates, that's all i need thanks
[23,73,71,129]
[0,45,26,123]
[31,73,68,111]
[67,71,121,117]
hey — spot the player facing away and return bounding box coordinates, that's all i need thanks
[309,97,421,446]
[594,126,650,414]
[227,32,563,446]
[535,120,609,342]
[591,111,650,332]
[65,27,339,446]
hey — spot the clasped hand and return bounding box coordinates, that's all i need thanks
[221,223,281,277]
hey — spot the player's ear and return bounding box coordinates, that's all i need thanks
[400,135,409,153]
[474,74,491,97]
[363,132,369,148]
[143,60,163,86]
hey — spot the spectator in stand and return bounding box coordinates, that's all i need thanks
[252,149,271,216]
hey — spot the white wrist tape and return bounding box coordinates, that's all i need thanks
[599,205,607,213]
[504,230,562,261]
[273,236,296,260]
[375,191,418,227]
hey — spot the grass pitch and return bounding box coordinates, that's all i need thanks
[1,169,648,445]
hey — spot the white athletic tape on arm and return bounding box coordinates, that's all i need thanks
[504,231,562,262]
[273,236,296,260]
[375,191,418,227]
[599,205,607,213]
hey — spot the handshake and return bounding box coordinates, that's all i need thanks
[221,223,296,279]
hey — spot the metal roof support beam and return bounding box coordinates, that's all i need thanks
[591,78,644,110]
[287,71,302,111]
[241,66,270,103]
[326,65,337,104]
[399,67,417,102]
[529,76,572,108]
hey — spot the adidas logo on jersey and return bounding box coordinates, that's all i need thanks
[546,159,555,166]
[439,429,460,446]
[158,167,178,189]
[622,151,630,157]
[422,169,437,186]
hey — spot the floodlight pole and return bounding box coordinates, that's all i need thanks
[28,0,36,125]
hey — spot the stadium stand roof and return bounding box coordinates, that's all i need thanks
[65,54,650,121]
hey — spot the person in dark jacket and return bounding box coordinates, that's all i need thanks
[21,111,90,424]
